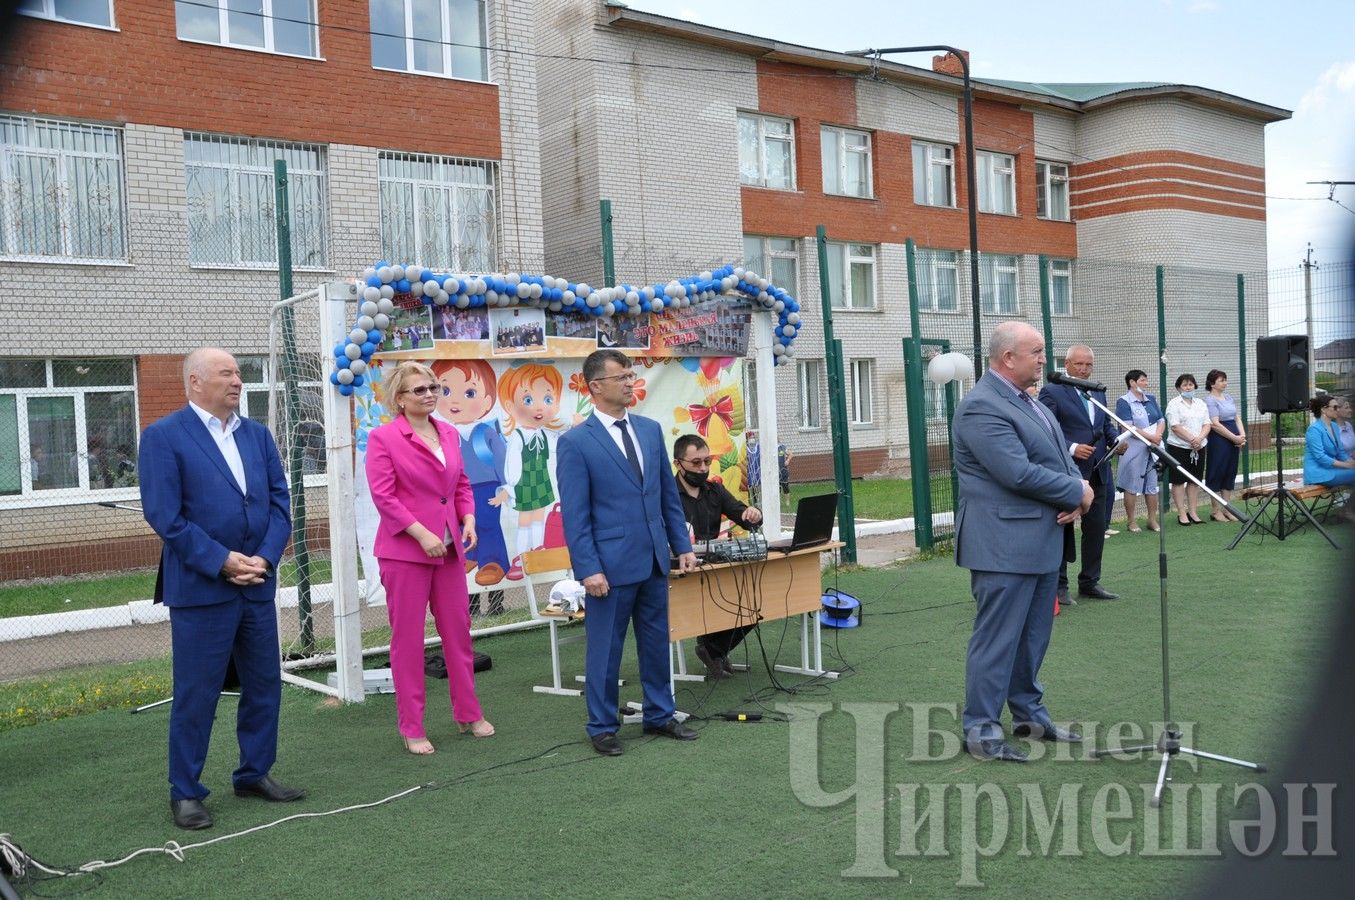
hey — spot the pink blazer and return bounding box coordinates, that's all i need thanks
[365,417,475,565]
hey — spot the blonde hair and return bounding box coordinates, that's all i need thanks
[499,364,564,434]
[383,361,438,415]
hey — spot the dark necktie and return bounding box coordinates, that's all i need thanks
[614,419,643,481]
[1021,390,1054,436]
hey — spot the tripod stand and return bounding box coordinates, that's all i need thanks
[1228,415,1337,549]
[1081,394,1265,806]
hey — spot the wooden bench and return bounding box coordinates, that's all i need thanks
[1239,482,1349,527]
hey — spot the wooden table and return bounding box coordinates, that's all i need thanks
[666,541,844,679]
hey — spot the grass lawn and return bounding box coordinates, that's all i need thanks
[789,475,952,520]
[0,557,333,618]
[0,520,1343,897]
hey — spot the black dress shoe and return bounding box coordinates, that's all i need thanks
[234,775,306,802]
[590,732,623,756]
[1056,588,1076,607]
[643,719,699,740]
[694,644,728,679]
[171,798,213,830]
[965,738,1027,762]
[1078,584,1119,600]
[1013,722,1083,743]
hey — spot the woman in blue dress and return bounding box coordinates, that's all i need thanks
[1115,369,1166,532]
[1204,369,1247,521]
[1304,394,1355,489]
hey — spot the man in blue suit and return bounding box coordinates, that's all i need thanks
[954,323,1091,761]
[139,347,305,829]
[1038,344,1124,605]
[557,349,698,755]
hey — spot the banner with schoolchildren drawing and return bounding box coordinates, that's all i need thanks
[352,354,751,595]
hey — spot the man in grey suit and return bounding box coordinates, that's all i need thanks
[953,322,1092,762]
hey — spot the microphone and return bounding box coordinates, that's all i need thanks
[1049,370,1107,393]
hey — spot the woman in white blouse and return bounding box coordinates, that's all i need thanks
[1164,373,1210,525]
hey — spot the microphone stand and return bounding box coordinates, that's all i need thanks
[1081,393,1265,806]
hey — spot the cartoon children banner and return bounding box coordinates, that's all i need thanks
[352,354,751,596]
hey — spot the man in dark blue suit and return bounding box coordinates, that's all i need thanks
[1038,344,1124,605]
[954,323,1091,761]
[139,347,305,830]
[557,349,699,756]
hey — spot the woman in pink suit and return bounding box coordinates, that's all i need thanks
[365,362,494,754]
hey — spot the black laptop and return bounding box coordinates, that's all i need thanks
[767,493,838,552]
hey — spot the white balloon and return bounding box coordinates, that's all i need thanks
[350,360,367,376]
[549,301,563,312]
[379,285,395,300]
[336,367,355,384]
[772,343,785,356]
[434,291,450,305]
[946,352,975,381]
[360,301,378,317]
[455,294,470,308]
[363,286,381,303]
[651,297,664,312]
[390,265,405,282]
[349,328,367,343]
[486,289,499,304]
[409,280,425,298]
[787,312,801,326]
[927,354,957,384]
[577,283,591,298]
[699,270,712,281]
[505,272,521,286]
[356,315,375,331]
[515,282,531,298]
[562,290,575,304]
[376,266,393,283]
[781,324,796,337]
[362,266,377,280]
[374,313,390,330]
[529,283,543,300]
[344,343,362,360]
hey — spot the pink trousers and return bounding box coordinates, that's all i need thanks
[378,557,483,738]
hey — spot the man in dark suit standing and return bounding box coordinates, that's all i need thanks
[139,347,305,830]
[954,323,1091,761]
[1039,344,1124,605]
[557,349,699,756]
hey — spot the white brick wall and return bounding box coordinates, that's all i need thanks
[1076,98,1266,166]
[857,79,959,144]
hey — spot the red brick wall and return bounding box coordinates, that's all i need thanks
[789,447,889,483]
[742,61,1077,258]
[1072,150,1266,221]
[137,355,187,431]
[0,1,501,159]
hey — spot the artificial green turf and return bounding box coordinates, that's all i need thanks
[0,521,1340,898]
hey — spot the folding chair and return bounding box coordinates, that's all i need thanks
[521,546,585,696]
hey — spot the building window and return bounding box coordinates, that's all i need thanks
[976,151,1016,215]
[1049,258,1073,316]
[742,235,799,292]
[17,0,113,27]
[379,152,497,272]
[923,379,948,421]
[0,358,138,500]
[980,253,1019,314]
[175,0,318,57]
[826,242,876,310]
[850,359,875,425]
[797,359,822,429]
[820,126,872,198]
[237,355,327,478]
[737,113,795,190]
[915,248,960,312]
[911,140,955,207]
[1036,160,1070,221]
[184,134,329,269]
[370,0,488,81]
[0,116,127,262]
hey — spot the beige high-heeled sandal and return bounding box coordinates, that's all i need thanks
[457,718,495,738]
[403,735,435,755]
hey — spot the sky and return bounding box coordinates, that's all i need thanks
[631,0,1355,274]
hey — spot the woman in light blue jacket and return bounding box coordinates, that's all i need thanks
[1303,393,1355,488]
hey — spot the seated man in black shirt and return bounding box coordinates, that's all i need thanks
[673,434,763,678]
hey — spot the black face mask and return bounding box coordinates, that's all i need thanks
[681,468,709,487]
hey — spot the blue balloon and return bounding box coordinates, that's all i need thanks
[336,356,351,369]
[375,259,390,268]
[366,275,382,287]
[339,384,354,396]
[420,269,433,283]
[329,371,341,385]
[334,344,347,358]
[351,374,365,388]
[362,341,376,356]
[640,300,651,312]
[367,329,382,343]
[395,278,411,293]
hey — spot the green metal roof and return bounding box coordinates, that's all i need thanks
[976,80,1173,102]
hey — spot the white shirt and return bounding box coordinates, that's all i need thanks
[1164,396,1210,449]
[189,401,248,493]
[591,408,643,476]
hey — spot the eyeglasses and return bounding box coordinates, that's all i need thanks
[680,456,713,468]
[590,371,638,384]
[403,385,438,396]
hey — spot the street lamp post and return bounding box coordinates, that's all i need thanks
[846,46,983,369]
